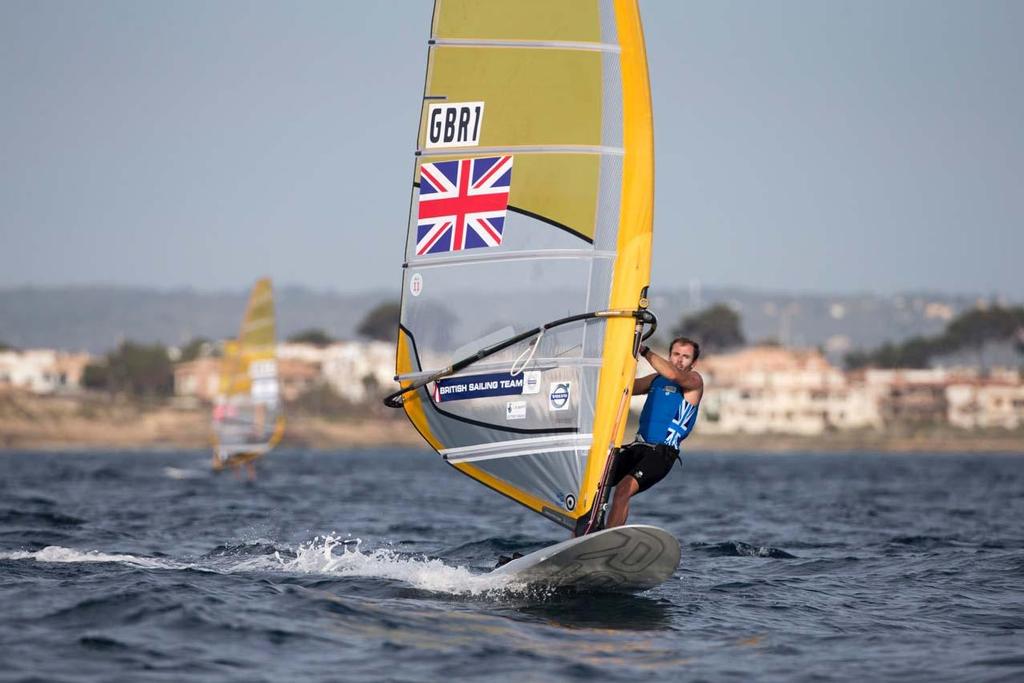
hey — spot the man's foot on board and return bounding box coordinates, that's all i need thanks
[494,552,523,569]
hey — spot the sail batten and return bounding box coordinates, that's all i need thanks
[430,38,621,53]
[391,0,652,530]
[405,248,615,269]
[417,146,624,157]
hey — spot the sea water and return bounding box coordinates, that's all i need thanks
[1,449,1023,682]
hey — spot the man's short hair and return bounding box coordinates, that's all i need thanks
[669,336,700,361]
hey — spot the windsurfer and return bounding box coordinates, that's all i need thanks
[605,337,703,528]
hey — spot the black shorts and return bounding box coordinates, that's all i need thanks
[609,442,679,493]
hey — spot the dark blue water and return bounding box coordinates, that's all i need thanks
[2,449,1023,682]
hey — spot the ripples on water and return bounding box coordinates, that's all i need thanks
[1,449,1023,682]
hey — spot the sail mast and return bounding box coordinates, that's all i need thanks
[578,0,654,523]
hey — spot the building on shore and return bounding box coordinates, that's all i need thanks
[173,340,394,405]
[173,352,320,403]
[278,358,320,401]
[863,368,957,428]
[172,357,221,402]
[278,341,394,404]
[946,370,1024,430]
[163,339,1024,436]
[649,345,1022,436]
[0,349,92,394]
[692,346,880,435]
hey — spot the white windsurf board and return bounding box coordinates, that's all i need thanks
[490,524,680,592]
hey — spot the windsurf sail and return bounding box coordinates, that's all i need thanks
[387,0,655,532]
[212,278,285,468]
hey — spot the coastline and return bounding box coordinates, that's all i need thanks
[1,391,1021,454]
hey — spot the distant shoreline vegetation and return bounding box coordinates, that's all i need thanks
[844,304,1024,369]
[2,284,1019,356]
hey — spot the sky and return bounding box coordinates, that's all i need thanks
[2,0,1022,298]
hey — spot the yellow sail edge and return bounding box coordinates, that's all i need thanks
[396,331,444,452]
[576,0,654,519]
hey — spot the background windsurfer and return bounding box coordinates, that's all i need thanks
[605,337,704,528]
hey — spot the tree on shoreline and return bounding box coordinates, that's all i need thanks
[845,304,1024,369]
[287,329,335,347]
[356,302,401,342]
[671,304,745,352]
[82,341,174,397]
[178,337,214,362]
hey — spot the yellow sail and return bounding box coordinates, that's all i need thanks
[391,0,653,531]
[212,278,285,467]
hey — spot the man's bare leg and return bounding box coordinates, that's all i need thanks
[246,461,256,482]
[606,475,640,528]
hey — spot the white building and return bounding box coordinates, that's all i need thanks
[862,368,963,426]
[321,341,395,403]
[0,349,92,394]
[278,341,396,403]
[656,346,882,435]
[172,357,221,402]
[947,370,1024,430]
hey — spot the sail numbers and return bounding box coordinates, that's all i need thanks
[425,102,484,148]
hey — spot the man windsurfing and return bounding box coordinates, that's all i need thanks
[605,336,703,527]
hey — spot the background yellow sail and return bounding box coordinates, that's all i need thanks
[212,278,285,466]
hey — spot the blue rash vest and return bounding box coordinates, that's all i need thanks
[637,376,699,450]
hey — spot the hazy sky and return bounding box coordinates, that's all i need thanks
[2,1,1022,297]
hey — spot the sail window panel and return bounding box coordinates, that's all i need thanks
[401,258,595,365]
[468,449,587,517]
[599,51,625,149]
[433,0,603,44]
[593,149,624,253]
[424,47,604,149]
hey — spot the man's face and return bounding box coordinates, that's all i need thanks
[669,342,696,372]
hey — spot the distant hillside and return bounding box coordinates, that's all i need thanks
[0,284,1004,358]
[0,286,393,353]
[644,286,990,360]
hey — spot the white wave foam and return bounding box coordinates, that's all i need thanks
[162,466,206,480]
[0,545,180,569]
[2,537,533,597]
[264,534,520,596]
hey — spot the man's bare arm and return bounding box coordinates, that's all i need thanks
[640,346,703,391]
[633,373,657,395]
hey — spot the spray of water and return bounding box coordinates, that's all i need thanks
[3,535,536,597]
[0,546,180,569]
[268,533,522,596]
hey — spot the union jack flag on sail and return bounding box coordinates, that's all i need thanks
[416,155,513,256]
